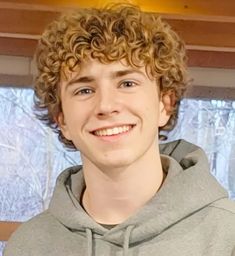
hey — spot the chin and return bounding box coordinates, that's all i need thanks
[97,154,138,170]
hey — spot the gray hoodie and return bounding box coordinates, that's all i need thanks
[4,140,235,255]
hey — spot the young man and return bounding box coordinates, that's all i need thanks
[4,4,235,256]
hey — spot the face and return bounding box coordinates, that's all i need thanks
[58,59,170,170]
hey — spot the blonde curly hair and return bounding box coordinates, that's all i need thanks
[34,4,188,150]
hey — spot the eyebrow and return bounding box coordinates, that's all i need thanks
[111,69,146,79]
[66,76,94,87]
[65,68,145,89]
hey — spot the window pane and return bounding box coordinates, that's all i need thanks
[0,87,81,222]
[0,88,235,254]
[166,99,235,199]
[0,242,6,256]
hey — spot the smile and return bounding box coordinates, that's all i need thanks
[93,125,134,136]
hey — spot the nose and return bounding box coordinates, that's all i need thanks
[94,88,121,118]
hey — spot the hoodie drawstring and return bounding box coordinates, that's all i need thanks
[85,225,135,256]
[123,225,135,256]
[86,228,93,256]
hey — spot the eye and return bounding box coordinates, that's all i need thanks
[74,88,94,95]
[120,81,138,88]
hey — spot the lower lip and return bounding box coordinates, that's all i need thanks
[92,126,135,142]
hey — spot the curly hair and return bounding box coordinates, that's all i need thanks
[34,4,188,150]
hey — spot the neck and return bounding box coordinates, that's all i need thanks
[81,145,164,225]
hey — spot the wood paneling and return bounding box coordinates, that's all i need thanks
[167,19,235,48]
[0,0,235,68]
[0,74,33,87]
[2,0,235,17]
[187,50,235,69]
[0,37,37,56]
[186,86,235,100]
[0,221,22,241]
[0,8,59,35]
[1,36,235,69]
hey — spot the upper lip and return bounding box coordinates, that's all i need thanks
[90,124,136,133]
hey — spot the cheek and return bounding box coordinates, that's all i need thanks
[65,104,94,135]
[142,94,160,117]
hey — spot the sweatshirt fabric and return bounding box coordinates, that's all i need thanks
[4,140,235,256]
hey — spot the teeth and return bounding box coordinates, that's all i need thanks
[94,125,132,136]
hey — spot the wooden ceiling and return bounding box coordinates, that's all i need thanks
[0,0,235,69]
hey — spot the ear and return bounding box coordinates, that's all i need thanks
[158,91,175,127]
[55,112,72,141]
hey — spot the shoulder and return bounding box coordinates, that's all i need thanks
[209,198,235,215]
[4,210,58,256]
[9,210,58,237]
[207,198,235,234]
[208,199,235,254]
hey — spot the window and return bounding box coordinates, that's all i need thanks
[0,87,235,254]
[0,87,81,222]
[167,99,235,199]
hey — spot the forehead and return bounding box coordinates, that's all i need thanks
[61,58,149,82]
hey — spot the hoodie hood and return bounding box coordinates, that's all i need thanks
[49,140,228,254]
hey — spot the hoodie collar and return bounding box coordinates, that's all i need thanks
[49,140,228,247]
